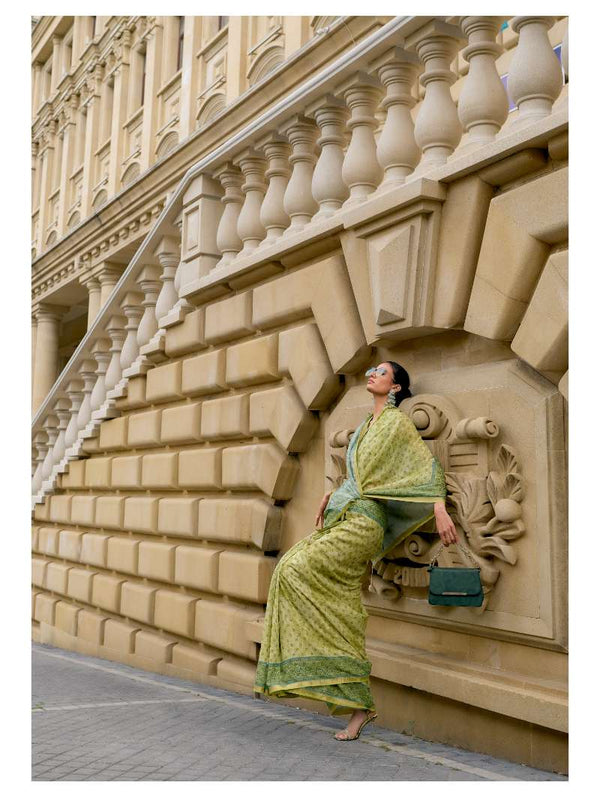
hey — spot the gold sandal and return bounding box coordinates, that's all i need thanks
[334,712,378,741]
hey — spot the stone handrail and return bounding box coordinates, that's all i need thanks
[31,15,567,503]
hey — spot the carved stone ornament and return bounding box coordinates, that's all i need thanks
[327,393,525,612]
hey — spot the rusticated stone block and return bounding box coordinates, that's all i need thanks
[165,308,207,358]
[91,573,126,613]
[104,618,140,653]
[84,456,112,488]
[70,495,97,526]
[134,630,177,663]
[225,333,280,388]
[120,581,156,624]
[278,322,341,410]
[38,527,60,556]
[160,403,203,444]
[111,455,143,489]
[174,545,223,592]
[217,655,259,688]
[95,496,126,530]
[178,447,222,490]
[107,536,139,575]
[77,609,108,644]
[49,494,72,524]
[249,385,318,452]
[32,557,48,588]
[221,443,299,500]
[81,436,100,454]
[141,452,179,490]
[80,533,111,568]
[157,498,199,538]
[197,498,282,550]
[123,497,159,533]
[205,291,254,344]
[33,500,49,521]
[55,601,81,636]
[146,360,184,403]
[154,589,197,638]
[115,375,146,411]
[32,526,40,552]
[34,593,58,625]
[201,394,249,440]
[138,541,176,583]
[67,567,97,604]
[46,562,71,595]
[60,459,86,489]
[127,408,162,447]
[218,551,277,603]
[171,643,221,675]
[194,598,262,659]
[181,349,227,396]
[99,416,129,450]
[58,529,82,562]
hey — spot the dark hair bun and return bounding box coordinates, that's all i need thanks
[385,361,412,407]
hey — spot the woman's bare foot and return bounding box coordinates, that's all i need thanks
[334,709,372,740]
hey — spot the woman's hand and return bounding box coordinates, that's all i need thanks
[315,491,332,529]
[434,501,458,547]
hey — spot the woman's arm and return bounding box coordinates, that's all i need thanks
[433,500,458,547]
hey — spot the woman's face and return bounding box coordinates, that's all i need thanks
[366,362,400,398]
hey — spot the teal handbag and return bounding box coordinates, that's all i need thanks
[427,542,484,607]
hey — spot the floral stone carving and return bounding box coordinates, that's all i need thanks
[327,394,525,612]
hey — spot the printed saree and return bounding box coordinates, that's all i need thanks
[253,405,447,715]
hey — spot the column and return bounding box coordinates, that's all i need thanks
[407,20,465,171]
[140,21,163,171]
[282,115,318,231]
[226,16,249,103]
[308,95,349,220]
[57,94,78,235]
[178,16,202,139]
[256,133,290,244]
[213,162,244,268]
[369,47,421,188]
[457,17,508,149]
[108,31,131,196]
[80,274,102,329]
[80,63,102,219]
[32,61,42,117]
[97,264,124,308]
[507,17,563,128]
[49,35,62,95]
[32,303,67,414]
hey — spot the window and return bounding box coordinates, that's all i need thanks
[176,16,185,72]
[140,50,147,106]
[91,16,96,37]
[218,16,229,30]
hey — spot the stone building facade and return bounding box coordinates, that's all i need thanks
[31,16,569,773]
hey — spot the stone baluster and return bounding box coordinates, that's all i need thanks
[32,432,49,495]
[407,20,465,171]
[41,414,59,483]
[369,47,421,188]
[51,397,71,466]
[64,379,84,451]
[456,17,508,149]
[104,315,127,392]
[561,21,568,83]
[76,359,97,430]
[338,71,384,207]
[507,17,563,128]
[80,274,102,330]
[281,115,318,231]
[97,264,123,308]
[308,95,349,220]
[119,292,144,373]
[89,339,111,414]
[233,148,267,255]
[136,266,162,350]
[213,163,244,268]
[154,237,181,325]
[256,134,291,244]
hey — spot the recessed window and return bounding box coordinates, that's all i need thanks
[218,16,229,30]
[177,16,185,72]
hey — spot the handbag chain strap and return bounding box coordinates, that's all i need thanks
[429,541,480,569]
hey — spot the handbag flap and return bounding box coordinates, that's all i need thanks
[428,566,482,597]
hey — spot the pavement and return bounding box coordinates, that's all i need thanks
[31,641,567,782]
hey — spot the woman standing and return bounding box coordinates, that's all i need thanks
[253,362,458,741]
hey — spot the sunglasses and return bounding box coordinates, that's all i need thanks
[365,367,388,378]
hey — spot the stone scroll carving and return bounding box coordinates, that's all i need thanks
[326,394,525,612]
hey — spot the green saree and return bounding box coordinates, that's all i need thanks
[253,405,447,715]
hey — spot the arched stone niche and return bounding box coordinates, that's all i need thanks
[324,358,567,651]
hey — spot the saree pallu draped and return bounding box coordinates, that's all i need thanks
[253,405,447,715]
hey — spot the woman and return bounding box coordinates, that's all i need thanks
[253,362,458,741]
